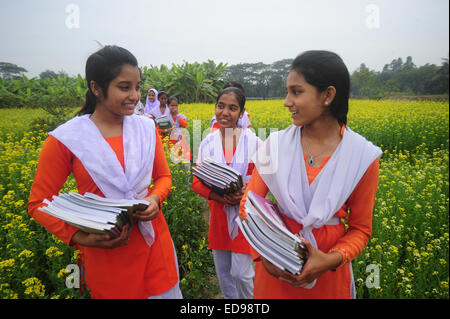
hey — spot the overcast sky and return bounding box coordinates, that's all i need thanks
[0,0,448,78]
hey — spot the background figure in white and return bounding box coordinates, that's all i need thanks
[144,88,160,115]
[134,100,144,115]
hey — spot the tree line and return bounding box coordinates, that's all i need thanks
[0,54,448,110]
[350,56,449,99]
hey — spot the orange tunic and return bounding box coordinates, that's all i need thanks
[172,116,187,129]
[192,147,254,254]
[28,130,179,299]
[168,116,191,162]
[239,154,379,299]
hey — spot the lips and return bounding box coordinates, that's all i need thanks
[218,118,231,124]
[124,103,136,110]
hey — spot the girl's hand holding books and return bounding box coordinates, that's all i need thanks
[71,224,131,249]
[222,186,246,206]
[275,238,343,288]
[133,195,160,222]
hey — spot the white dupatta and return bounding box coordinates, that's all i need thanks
[49,114,157,247]
[252,125,382,289]
[197,128,262,239]
[149,105,170,119]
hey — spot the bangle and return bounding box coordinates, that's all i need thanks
[328,247,348,270]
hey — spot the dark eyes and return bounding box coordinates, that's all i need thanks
[119,85,141,91]
[216,103,239,111]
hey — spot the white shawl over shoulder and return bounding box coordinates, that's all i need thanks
[252,125,382,289]
[197,128,262,239]
[49,114,157,246]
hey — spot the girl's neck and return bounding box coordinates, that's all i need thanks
[89,107,123,137]
[220,126,241,150]
[302,117,341,143]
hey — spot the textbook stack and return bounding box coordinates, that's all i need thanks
[192,158,243,196]
[38,192,149,237]
[155,115,173,130]
[238,191,308,274]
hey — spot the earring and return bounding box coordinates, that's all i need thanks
[324,101,328,105]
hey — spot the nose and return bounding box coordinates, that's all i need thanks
[283,93,292,108]
[220,106,231,117]
[130,88,140,101]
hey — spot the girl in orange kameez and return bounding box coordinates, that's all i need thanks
[28,46,181,299]
[239,50,382,299]
[192,87,262,299]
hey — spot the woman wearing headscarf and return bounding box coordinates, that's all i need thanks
[144,88,160,115]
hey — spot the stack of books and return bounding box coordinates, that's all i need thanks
[155,115,173,130]
[238,191,308,274]
[192,158,243,196]
[38,192,149,237]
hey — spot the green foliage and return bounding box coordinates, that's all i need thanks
[351,55,449,98]
[224,59,293,99]
[162,156,218,298]
[0,62,28,80]
[141,60,228,103]
[0,74,87,110]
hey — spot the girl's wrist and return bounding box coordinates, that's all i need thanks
[325,251,343,270]
[145,193,160,208]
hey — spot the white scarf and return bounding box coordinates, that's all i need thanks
[169,113,187,141]
[197,128,262,239]
[150,105,170,119]
[49,114,157,246]
[252,125,382,288]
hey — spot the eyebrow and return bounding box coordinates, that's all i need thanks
[117,80,141,85]
[217,101,239,108]
[287,84,304,89]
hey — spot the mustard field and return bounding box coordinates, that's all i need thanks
[0,99,448,298]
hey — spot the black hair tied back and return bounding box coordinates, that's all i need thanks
[77,45,138,116]
[216,87,246,112]
[291,50,350,125]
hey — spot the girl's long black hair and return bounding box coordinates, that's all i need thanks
[77,45,139,115]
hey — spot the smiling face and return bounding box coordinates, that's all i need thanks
[158,94,168,106]
[284,70,329,127]
[92,64,141,118]
[148,90,156,102]
[215,93,244,129]
[168,99,178,115]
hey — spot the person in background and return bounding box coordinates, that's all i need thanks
[192,87,262,299]
[144,88,159,115]
[166,96,191,163]
[167,96,187,141]
[27,45,182,299]
[239,50,382,299]
[210,81,251,132]
[134,99,145,115]
[149,91,170,119]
